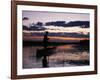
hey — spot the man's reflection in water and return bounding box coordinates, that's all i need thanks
[42,56,48,67]
[42,31,49,67]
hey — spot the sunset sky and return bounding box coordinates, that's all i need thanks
[22,11,89,25]
[22,11,90,42]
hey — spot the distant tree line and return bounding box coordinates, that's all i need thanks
[45,21,89,28]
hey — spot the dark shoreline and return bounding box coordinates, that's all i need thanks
[23,40,89,46]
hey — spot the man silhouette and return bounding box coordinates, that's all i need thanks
[43,31,49,48]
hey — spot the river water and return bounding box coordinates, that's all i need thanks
[23,44,89,69]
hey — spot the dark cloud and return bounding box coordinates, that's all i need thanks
[23,17,29,20]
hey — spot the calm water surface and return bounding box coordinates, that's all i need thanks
[23,44,89,69]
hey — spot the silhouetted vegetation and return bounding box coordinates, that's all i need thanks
[45,21,66,26]
[45,21,89,28]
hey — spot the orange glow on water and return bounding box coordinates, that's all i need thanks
[24,35,89,41]
[48,36,89,41]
